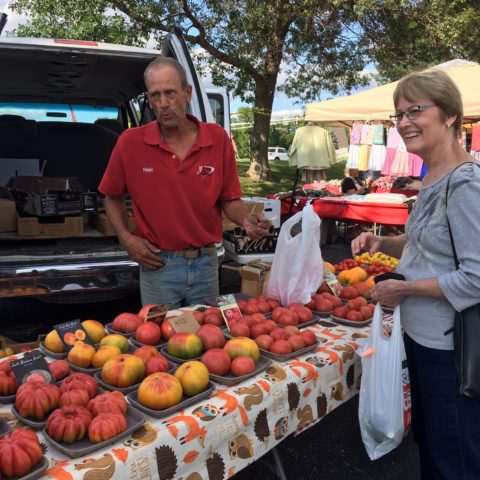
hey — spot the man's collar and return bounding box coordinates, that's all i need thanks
[144,114,213,147]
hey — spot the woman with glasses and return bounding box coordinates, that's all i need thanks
[352,69,480,479]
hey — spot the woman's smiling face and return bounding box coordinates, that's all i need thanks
[394,97,455,159]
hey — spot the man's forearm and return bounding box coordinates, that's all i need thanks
[104,196,133,244]
[220,199,250,229]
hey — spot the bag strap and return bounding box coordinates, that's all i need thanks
[444,162,475,336]
[445,162,475,269]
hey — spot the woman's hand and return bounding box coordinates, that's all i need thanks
[371,279,408,307]
[351,232,382,256]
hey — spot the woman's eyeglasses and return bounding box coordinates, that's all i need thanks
[389,104,436,122]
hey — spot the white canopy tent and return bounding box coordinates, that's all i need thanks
[305,61,480,126]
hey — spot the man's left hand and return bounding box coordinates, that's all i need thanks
[243,213,272,240]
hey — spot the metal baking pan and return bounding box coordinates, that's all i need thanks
[126,382,215,418]
[259,341,321,362]
[42,406,145,458]
[159,346,202,364]
[104,322,135,338]
[209,355,272,386]
[330,315,372,328]
[39,341,67,359]
[93,372,141,394]
[66,360,101,376]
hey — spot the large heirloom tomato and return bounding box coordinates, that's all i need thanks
[48,359,71,382]
[59,388,91,408]
[0,429,43,477]
[0,364,18,396]
[46,406,93,443]
[101,354,145,388]
[15,381,61,419]
[137,372,183,410]
[88,391,127,416]
[60,372,98,399]
[88,413,127,443]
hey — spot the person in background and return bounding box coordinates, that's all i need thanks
[341,168,370,194]
[352,68,480,479]
[99,57,271,308]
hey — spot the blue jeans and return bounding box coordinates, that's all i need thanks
[139,251,219,309]
[404,334,480,479]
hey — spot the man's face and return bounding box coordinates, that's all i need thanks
[145,65,192,130]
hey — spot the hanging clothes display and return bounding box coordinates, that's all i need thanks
[381,127,424,177]
[471,124,480,154]
[368,124,386,171]
[346,122,362,169]
[288,124,338,181]
[358,123,373,171]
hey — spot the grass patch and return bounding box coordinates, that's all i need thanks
[237,158,347,197]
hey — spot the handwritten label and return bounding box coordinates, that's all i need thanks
[167,314,200,333]
[54,319,93,350]
[10,351,53,384]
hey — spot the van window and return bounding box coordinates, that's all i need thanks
[207,94,225,129]
[0,103,119,123]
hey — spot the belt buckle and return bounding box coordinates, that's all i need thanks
[184,249,199,260]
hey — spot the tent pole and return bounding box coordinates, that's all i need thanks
[288,168,301,217]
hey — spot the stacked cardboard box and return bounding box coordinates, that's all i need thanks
[239,260,272,297]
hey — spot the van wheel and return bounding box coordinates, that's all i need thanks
[274,156,280,161]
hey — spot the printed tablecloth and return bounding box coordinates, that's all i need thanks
[0,319,370,480]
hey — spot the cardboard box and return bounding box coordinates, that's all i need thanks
[90,212,136,236]
[222,202,264,231]
[223,227,279,255]
[240,261,271,297]
[17,215,84,237]
[0,334,42,354]
[0,197,17,232]
[243,197,281,228]
[221,198,281,231]
[8,176,97,216]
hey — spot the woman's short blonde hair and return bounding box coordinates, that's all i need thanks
[393,69,463,137]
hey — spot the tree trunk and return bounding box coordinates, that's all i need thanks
[246,80,275,180]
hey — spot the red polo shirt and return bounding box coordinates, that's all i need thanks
[98,115,242,250]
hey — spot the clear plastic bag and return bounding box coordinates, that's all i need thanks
[266,203,323,305]
[358,304,411,460]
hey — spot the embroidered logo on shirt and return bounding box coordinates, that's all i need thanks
[143,167,154,173]
[197,165,215,176]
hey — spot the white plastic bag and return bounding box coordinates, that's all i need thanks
[358,304,411,460]
[266,203,323,305]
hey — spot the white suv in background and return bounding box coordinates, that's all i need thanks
[268,146,289,161]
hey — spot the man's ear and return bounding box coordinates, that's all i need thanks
[185,85,193,102]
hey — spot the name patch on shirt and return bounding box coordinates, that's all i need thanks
[197,165,215,176]
[143,167,154,173]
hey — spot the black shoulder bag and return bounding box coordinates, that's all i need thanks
[445,162,480,399]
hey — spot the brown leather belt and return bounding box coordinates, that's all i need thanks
[169,243,216,260]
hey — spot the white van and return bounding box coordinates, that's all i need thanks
[268,146,289,161]
[0,31,227,302]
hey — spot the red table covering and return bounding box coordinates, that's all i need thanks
[312,198,409,226]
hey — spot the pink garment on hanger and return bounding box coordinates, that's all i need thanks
[471,125,480,151]
[381,148,397,175]
[350,122,363,145]
[386,127,402,149]
[408,154,424,177]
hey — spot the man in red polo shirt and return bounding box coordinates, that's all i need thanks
[99,56,270,308]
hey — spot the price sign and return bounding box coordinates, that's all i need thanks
[10,351,53,384]
[145,304,170,322]
[216,294,242,330]
[54,319,93,350]
[167,314,200,333]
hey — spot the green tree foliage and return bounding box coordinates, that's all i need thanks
[9,0,479,180]
[346,0,480,82]
[9,0,370,180]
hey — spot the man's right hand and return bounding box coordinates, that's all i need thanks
[351,232,383,256]
[120,234,164,269]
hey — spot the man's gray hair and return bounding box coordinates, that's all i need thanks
[144,57,189,89]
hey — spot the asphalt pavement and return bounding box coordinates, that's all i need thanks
[0,239,421,480]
